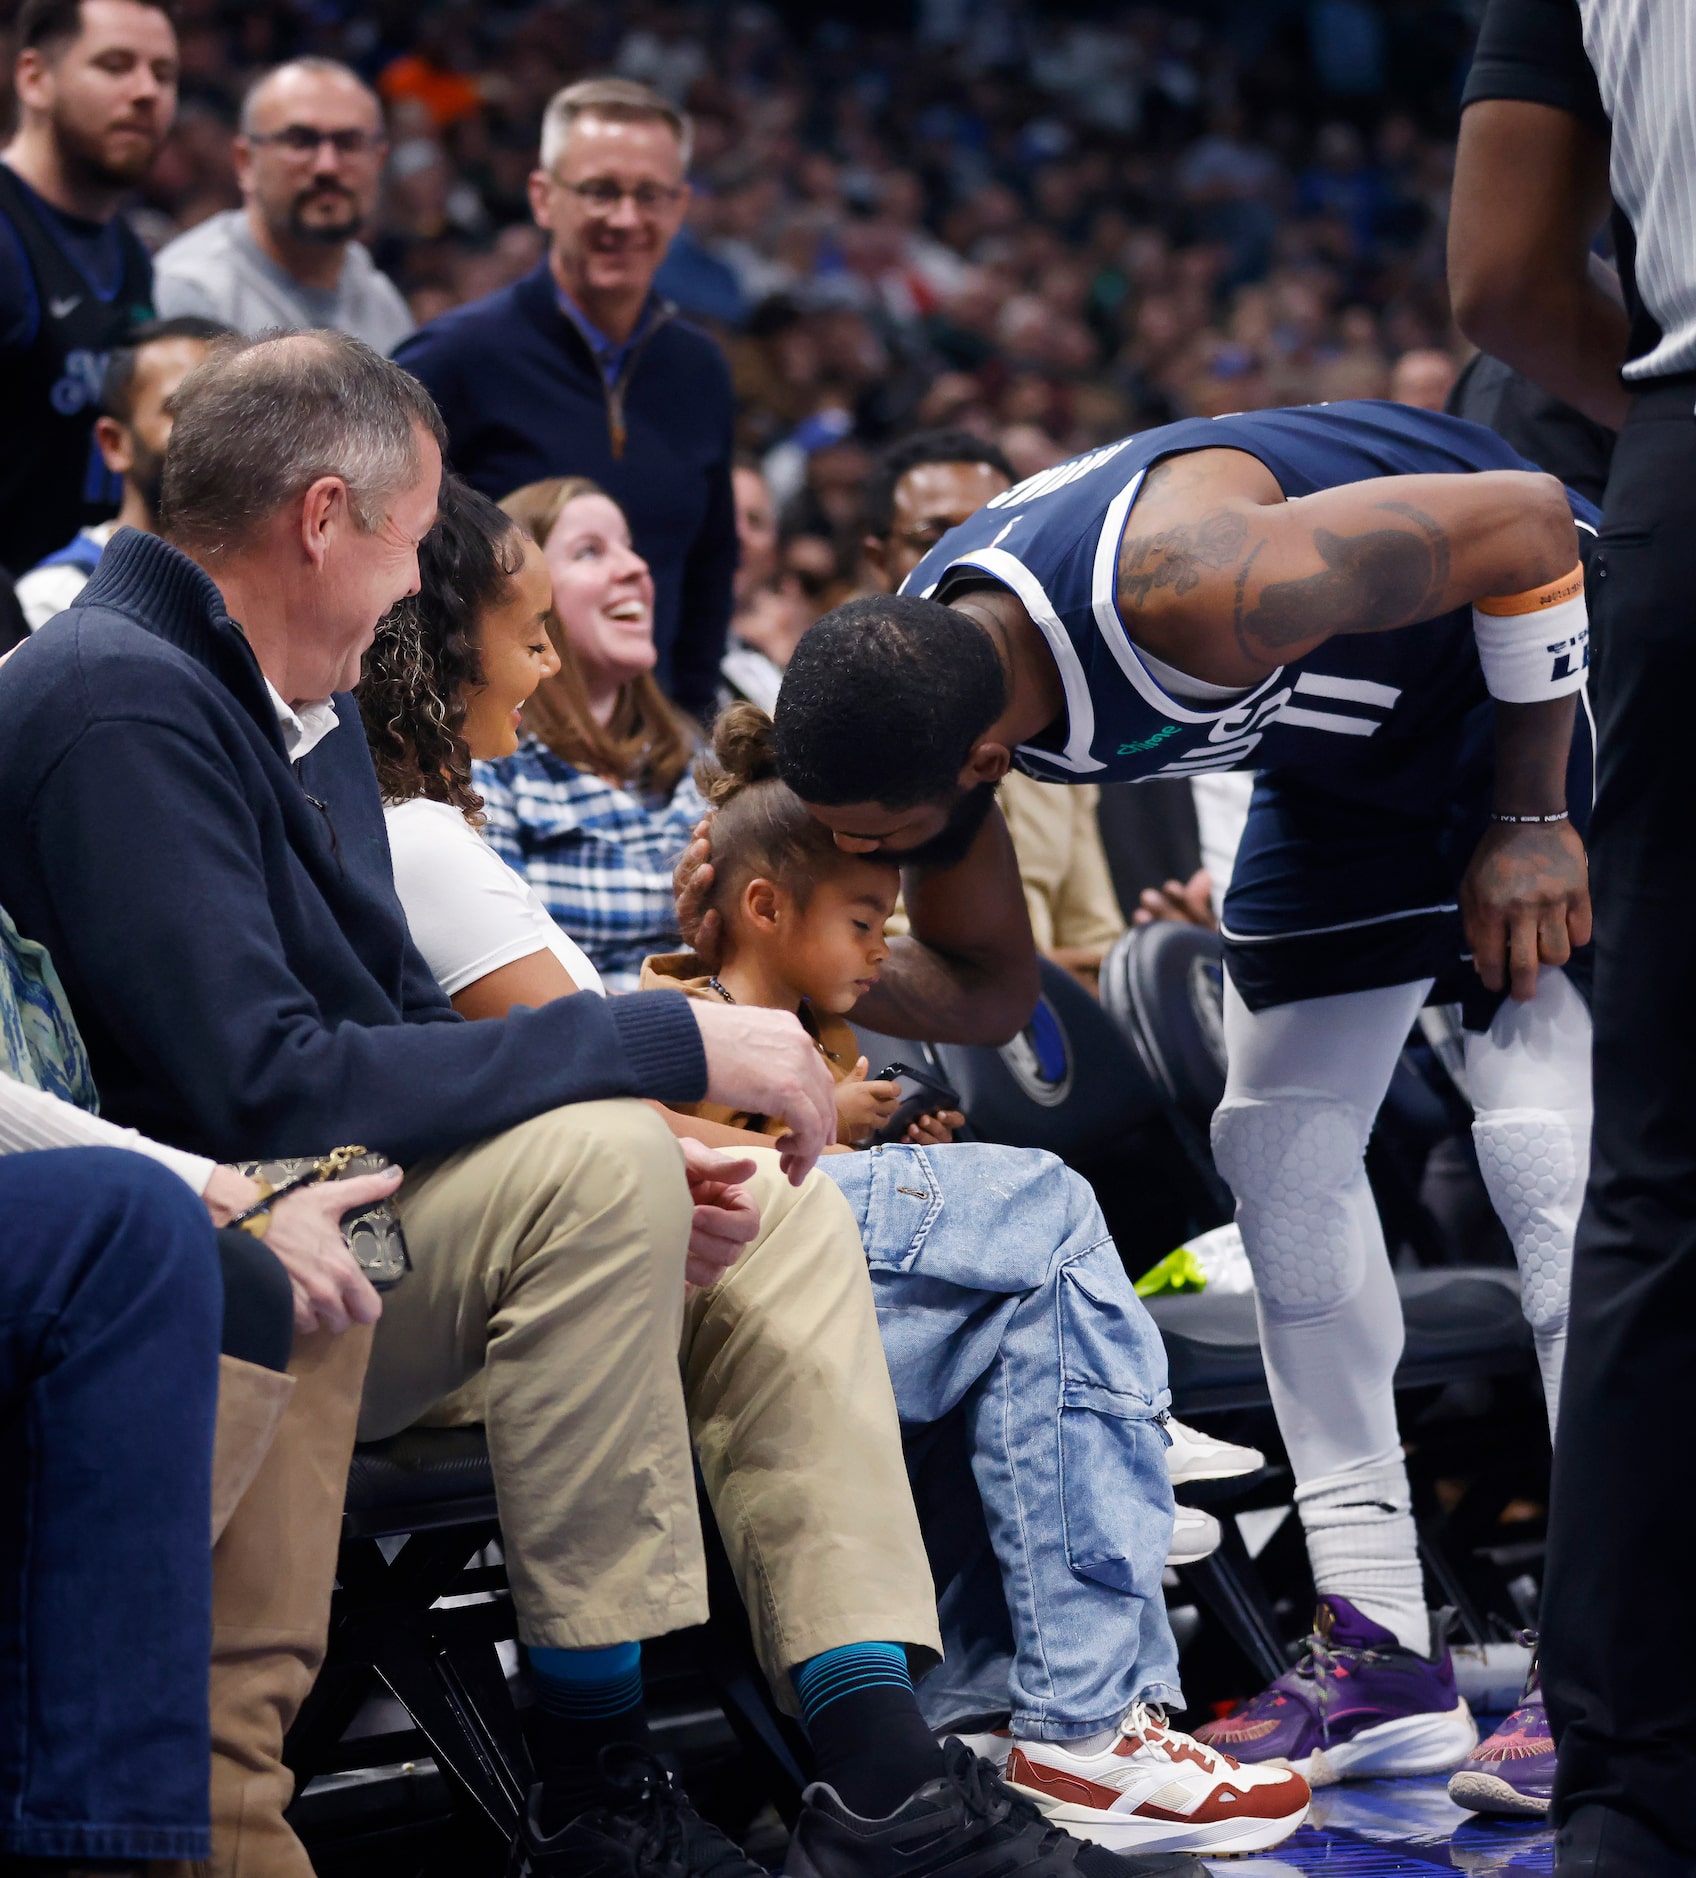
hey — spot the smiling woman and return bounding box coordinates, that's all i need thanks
[469,475,708,989]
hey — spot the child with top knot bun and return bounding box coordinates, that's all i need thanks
[641,704,964,1147]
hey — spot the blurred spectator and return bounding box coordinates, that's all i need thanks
[14,313,226,628]
[861,427,1013,587]
[398,77,735,721]
[720,456,809,713]
[152,59,412,352]
[0,0,178,577]
[863,428,1127,986]
[1389,345,1459,411]
[4,0,1485,599]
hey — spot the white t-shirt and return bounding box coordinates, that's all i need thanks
[384,796,606,999]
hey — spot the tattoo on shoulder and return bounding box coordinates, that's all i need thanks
[1119,505,1251,607]
[1233,499,1453,658]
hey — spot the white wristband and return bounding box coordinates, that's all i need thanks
[1472,574,1589,704]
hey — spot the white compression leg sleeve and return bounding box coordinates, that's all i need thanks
[1464,966,1591,1434]
[1212,977,1434,1652]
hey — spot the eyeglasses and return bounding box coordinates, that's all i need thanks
[893,524,955,553]
[248,125,387,158]
[552,176,687,214]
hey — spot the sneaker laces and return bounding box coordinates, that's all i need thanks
[1118,1700,1243,1773]
[1514,1628,1543,1705]
[593,1745,756,1878]
[1244,1622,1384,1734]
[948,1742,1087,1866]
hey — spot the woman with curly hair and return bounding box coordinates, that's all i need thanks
[358,474,606,1006]
[473,476,708,991]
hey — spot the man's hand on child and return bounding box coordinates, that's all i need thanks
[835,1057,901,1145]
[904,1109,965,1146]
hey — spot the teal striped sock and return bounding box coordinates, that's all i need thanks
[528,1642,648,1833]
[793,1643,944,1817]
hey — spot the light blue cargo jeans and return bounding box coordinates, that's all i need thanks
[819,1140,1183,1740]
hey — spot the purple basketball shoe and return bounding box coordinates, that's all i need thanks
[1448,1651,1552,1819]
[1192,1598,1477,1787]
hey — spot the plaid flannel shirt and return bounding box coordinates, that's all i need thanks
[474,738,706,992]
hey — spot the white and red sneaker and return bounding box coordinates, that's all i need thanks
[1004,1703,1310,1858]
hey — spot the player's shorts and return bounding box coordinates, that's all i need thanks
[1220,696,1594,1027]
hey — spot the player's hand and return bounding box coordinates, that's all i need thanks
[904,1108,965,1146]
[673,818,723,969]
[835,1058,901,1145]
[1461,819,1591,1002]
[676,1137,761,1288]
[693,999,836,1183]
[1133,869,1217,930]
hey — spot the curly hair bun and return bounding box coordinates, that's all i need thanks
[698,702,780,806]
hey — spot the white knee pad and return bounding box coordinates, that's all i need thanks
[1472,1108,1585,1336]
[1211,1094,1375,1318]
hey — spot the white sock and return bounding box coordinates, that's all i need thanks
[1016,1724,1119,1758]
[1535,1324,1567,1436]
[1294,1449,1429,1655]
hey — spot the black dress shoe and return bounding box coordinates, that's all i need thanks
[1555,1803,1693,1877]
[786,1738,1206,1878]
[507,1745,767,1878]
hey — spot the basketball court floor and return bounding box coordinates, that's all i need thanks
[1218,1762,1551,1875]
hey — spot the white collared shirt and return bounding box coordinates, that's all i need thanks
[264,679,340,763]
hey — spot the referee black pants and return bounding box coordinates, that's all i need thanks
[1543,375,1696,1853]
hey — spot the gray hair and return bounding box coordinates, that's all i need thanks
[238,57,383,138]
[159,329,447,557]
[538,76,692,174]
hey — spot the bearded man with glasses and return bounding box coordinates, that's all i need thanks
[153,57,413,354]
[397,77,738,723]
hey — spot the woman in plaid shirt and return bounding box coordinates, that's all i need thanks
[476,477,707,990]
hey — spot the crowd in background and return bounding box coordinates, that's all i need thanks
[2,0,1482,602]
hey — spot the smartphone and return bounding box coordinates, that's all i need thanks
[871,1062,961,1145]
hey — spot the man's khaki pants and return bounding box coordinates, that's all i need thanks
[370,1099,940,1700]
[176,1099,939,1877]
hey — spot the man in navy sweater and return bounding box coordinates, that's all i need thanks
[395,77,736,722]
[0,334,985,1878]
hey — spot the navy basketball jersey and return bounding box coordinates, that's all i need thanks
[900,402,1599,799]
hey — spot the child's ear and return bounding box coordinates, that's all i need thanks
[744,877,783,932]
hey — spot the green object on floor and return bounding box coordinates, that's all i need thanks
[1134,1244,1209,1297]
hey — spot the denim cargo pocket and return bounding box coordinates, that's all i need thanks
[1057,1246,1171,1595]
[830,1143,944,1273]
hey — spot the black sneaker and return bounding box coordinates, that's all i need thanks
[507,1744,769,1878]
[786,1738,1207,1878]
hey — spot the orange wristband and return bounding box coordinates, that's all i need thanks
[1475,565,1585,618]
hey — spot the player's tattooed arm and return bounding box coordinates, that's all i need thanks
[1118,452,1579,686]
[1120,507,1251,607]
[1232,499,1453,660]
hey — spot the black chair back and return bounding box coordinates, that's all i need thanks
[1098,922,1229,1128]
[909,956,1166,1159]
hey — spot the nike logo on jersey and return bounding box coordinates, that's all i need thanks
[48,293,83,319]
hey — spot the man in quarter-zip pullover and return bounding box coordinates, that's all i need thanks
[395,77,735,722]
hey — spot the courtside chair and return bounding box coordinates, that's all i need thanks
[285,1430,812,1856]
